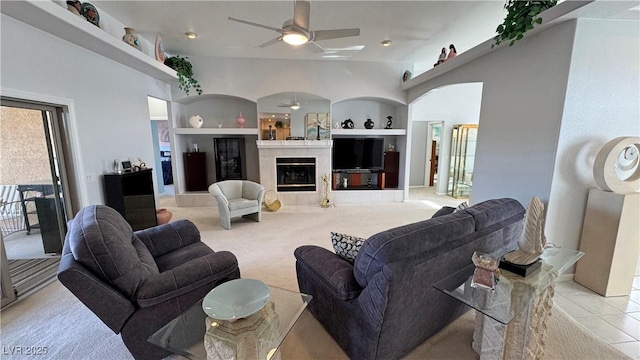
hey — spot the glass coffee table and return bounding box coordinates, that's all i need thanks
[434,247,584,360]
[148,284,312,360]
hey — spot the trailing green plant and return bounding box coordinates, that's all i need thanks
[164,55,203,96]
[493,0,557,48]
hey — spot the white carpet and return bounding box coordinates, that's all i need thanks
[0,199,631,359]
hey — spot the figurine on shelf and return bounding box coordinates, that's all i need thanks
[447,44,457,60]
[385,116,393,129]
[434,47,447,67]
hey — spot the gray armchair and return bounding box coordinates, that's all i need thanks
[208,180,265,230]
[57,205,240,360]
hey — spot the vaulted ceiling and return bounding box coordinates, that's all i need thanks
[91,1,509,69]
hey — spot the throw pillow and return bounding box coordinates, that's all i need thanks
[331,232,366,263]
[454,201,469,212]
[431,206,455,218]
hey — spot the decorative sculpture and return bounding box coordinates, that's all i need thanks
[447,44,457,60]
[593,136,640,194]
[321,174,331,208]
[385,116,393,129]
[341,119,354,129]
[189,115,204,128]
[503,196,546,265]
[434,47,447,67]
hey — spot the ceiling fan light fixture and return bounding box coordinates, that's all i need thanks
[283,33,309,46]
[290,103,301,110]
[185,32,198,39]
[380,40,392,47]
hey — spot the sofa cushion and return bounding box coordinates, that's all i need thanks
[228,198,259,211]
[68,205,159,300]
[331,232,366,263]
[354,211,475,287]
[464,198,525,231]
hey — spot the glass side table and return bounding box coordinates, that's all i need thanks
[148,285,312,360]
[434,247,584,360]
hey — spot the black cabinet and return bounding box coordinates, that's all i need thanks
[103,169,157,231]
[184,152,208,191]
[384,151,400,189]
[213,138,246,180]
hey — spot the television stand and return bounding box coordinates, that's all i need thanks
[332,169,385,190]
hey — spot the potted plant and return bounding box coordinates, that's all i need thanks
[493,0,557,48]
[275,120,284,129]
[164,55,203,96]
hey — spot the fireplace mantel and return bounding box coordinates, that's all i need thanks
[256,140,332,149]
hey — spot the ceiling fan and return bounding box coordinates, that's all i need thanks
[228,0,360,50]
[277,93,301,110]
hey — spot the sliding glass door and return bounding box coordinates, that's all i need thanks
[0,99,72,307]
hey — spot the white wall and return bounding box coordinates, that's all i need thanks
[547,19,640,250]
[1,14,172,207]
[407,18,639,250]
[409,83,483,193]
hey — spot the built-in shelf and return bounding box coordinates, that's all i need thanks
[331,129,406,136]
[1,0,178,83]
[173,128,258,135]
[256,140,332,148]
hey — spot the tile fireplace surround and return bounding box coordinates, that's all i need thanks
[257,140,332,206]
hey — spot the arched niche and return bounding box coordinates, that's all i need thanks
[173,94,257,129]
[257,92,330,139]
[332,97,407,130]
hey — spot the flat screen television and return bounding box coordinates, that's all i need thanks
[332,138,384,170]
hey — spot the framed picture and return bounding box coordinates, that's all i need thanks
[121,160,132,172]
[306,113,331,140]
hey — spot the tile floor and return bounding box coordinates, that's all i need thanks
[555,276,640,359]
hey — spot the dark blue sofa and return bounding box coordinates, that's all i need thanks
[294,198,525,359]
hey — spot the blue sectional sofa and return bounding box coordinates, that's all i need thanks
[294,198,526,359]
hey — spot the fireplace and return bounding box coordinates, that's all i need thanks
[276,157,316,192]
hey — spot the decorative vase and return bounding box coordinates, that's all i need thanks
[122,27,141,51]
[66,1,83,17]
[236,112,245,128]
[342,178,348,188]
[156,208,173,225]
[364,118,374,129]
[189,115,204,128]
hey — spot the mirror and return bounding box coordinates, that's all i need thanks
[257,92,330,140]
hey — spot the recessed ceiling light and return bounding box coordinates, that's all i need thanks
[380,40,392,47]
[185,32,198,39]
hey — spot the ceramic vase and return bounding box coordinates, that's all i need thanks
[236,112,246,128]
[122,27,141,51]
[364,118,374,129]
[156,208,173,225]
[189,115,204,128]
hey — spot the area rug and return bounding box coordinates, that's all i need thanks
[0,201,631,359]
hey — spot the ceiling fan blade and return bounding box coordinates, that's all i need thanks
[312,28,361,41]
[256,37,283,48]
[277,104,293,107]
[228,17,285,33]
[293,0,310,30]
[309,41,327,53]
